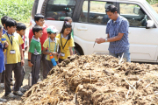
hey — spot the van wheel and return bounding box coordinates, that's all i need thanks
[74,43,84,55]
[74,48,81,55]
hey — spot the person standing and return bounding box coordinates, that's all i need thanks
[95,5,130,62]
[29,14,48,79]
[28,26,43,85]
[56,22,75,63]
[3,19,24,98]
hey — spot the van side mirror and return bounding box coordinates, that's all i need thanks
[133,7,139,14]
[146,20,154,29]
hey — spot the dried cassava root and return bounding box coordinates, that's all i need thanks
[21,55,158,105]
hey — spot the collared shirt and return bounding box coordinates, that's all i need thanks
[106,16,129,54]
[2,33,24,64]
[56,34,75,60]
[29,36,41,55]
[61,34,69,40]
[43,38,60,61]
[29,25,48,50]
[2,28,7,34]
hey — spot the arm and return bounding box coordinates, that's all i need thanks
[28,52,33,67]
[106,20,128,42]
[28,41,35,67]
[96,20,128,44]
[69,47,73,55]
[69,38,75,55]
[95,33,124,44]
[43,48,58,56]
[107,33,124,42]
[107,34,110,38]
[20,45,25,66]
[43,48,50,55]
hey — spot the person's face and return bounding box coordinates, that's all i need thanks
[36,18,45,27]
[106,11,117,20]
[35,30,43,38]
[0,28,3,37]
[49,33,57,39]
[7,26,16,34]
[17,30,26,36]
[64,28,71,35]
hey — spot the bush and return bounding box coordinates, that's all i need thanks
[147,0,158,4]
[0,0,34,22]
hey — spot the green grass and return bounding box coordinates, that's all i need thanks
[0,0,34,22]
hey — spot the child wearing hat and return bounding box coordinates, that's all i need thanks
[43,26,60,78]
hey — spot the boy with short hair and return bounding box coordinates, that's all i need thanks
[29,14,48,79]
[28,26,43,85]
[0,16,10,88]
[43,26,59,77]
[1,16,10,34]
[16,23,27,90]
[2,19,24,98]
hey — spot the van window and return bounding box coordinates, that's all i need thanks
[79,1,114,25]
[45,0,76,20]
[119,3,150,27]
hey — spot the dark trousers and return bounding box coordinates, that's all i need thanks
[31,54,41,85]
[41,54,48,79]
[21,66,25,86]
[0,71,4,83]
[4,63,22,96]
[0,73,2,83]
[44,60,54,79]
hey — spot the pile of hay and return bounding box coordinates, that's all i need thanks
[22,55,158,105]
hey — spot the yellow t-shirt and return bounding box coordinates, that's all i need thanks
[43,38,60,61]
[56,34,75,60]
[2,33,24,64]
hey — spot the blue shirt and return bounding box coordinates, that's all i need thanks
[3,28,7,34]
[106,16,129,54]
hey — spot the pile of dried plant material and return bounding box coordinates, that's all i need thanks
[22,55,158,105]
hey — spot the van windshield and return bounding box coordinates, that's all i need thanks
[45,0,76,20]
[145,1,158,21]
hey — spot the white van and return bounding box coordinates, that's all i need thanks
[31,0,158,62]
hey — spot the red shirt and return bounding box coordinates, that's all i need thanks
[21,35,25,50]
[29,25,48,50]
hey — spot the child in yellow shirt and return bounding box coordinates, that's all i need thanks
[56,22,75,63]
[43,26,59,78]
[3,19,24,98]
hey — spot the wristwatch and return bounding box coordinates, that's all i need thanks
[105,38,108,42]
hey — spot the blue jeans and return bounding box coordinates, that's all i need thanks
[109,49,131,62]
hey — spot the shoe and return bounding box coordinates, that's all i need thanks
[13,91,23,96]
[0,98,7,102]
[20,87,27,93]
[6,93,16,98]
[11,86,14,91]
[0,83,4,88]
[10,81,15,86]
